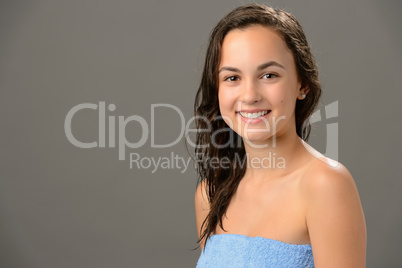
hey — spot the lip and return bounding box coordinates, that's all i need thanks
[237,109,270,113]
[236,110,271,124]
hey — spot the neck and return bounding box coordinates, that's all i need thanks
[242,129,305,181]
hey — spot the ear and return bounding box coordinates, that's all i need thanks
[297,81,310,100]
[300,80,310,94]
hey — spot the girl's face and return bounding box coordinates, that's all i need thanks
[218,25,306,145]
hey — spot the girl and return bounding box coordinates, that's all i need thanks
[194,4,366,268]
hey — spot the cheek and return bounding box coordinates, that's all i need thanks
[218,88,235,114]
[268,87,295,116]
[269,89,287,105]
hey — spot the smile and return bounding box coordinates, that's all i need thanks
[238,110,271,119]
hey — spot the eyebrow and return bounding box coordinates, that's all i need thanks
[218,61,286,74]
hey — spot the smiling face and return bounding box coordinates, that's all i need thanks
[218,25,307,146]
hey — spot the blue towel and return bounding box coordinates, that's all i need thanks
[196,233,314,268]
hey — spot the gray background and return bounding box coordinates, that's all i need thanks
[0,0,401,267]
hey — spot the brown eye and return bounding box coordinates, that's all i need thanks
[224,76,240,82]
[262,73,278,79]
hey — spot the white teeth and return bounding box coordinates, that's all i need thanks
[239,110,270,119]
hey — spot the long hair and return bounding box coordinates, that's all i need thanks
[194,3,322,251]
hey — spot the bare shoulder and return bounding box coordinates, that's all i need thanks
[195,180,210,250]
[300,157,363,214]
[300,157,367,267]
[301,157,356,193]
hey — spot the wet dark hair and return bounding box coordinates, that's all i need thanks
[194,3,322,251]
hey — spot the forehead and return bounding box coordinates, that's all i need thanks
[220,25,295,68]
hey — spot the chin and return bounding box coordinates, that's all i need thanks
[240,133,274,145]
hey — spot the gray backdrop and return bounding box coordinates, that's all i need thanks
[1,0,401,267]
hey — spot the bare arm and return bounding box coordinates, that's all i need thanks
[303,162,367,267]
[195,180,210,251]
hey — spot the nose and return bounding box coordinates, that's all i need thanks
[239,78,262,104]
